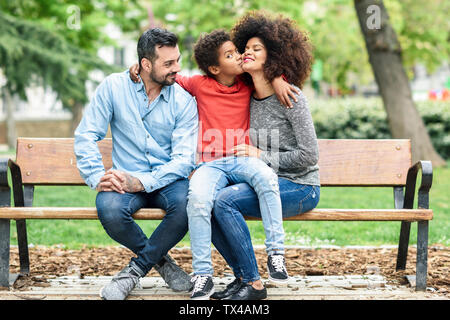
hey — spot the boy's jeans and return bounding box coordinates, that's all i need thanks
[213,179,320,283]
[187,156,283,275]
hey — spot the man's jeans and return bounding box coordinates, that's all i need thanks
[187,156,283,276]
[96,179,190,275]
[212,178,320,283]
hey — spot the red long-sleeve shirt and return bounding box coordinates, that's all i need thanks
[176,74,252,162]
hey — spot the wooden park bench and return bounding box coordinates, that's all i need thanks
[0,138,433,291]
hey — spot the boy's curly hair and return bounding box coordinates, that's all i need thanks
[194,29,231,78]
[231,11,313,88]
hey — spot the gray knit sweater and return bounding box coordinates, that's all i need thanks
[250,88,320,186]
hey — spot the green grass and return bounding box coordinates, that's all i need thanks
[7,162,449,249]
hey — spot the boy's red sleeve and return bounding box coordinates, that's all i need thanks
[175,74,197,96]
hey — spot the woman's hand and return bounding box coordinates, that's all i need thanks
[129,63,140,83]
[232,144,262,158]
[272,76,300,109]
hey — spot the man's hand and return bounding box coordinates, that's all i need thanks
[129,63,140,83]
[96,169,144,193]
[272,76,300,109]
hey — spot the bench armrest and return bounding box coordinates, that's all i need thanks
[0,158,11,207]
[7,159,26,207]
[404,161,433,210]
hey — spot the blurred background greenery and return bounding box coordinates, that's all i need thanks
[1,0,448,160]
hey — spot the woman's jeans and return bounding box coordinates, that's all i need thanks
[96,179,191,275]
[187,156,283,276]
[212,178,320,283]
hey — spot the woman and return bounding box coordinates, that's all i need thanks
[210,11,321,300]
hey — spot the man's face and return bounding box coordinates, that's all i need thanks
[148,45,181,86]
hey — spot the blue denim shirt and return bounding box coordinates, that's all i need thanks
[74,71,198,193]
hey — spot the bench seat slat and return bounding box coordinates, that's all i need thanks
[0,207,432,221]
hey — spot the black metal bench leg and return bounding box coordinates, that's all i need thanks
[396,221,411,270]
[393,187,410,271]
[0,219,10,288]
[15,185,33,276]
[16,219,30,275]
[416,220,428,291]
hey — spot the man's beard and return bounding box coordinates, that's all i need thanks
[150,69,177,86]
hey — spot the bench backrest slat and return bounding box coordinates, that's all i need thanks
[318,139,411,186]
[15,138,411,186]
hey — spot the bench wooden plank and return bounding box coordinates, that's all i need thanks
[15,138,112,185]
[0,207,433,221]
[15,138,411,186]
[318,139,411,186]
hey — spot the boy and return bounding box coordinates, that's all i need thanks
[130,30,298,299]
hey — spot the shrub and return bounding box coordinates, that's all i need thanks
[309,97,450,159]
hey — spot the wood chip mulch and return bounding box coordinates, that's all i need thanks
[8,245,449,297]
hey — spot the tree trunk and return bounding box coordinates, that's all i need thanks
[70,101,84,136]
[354,0,446,167]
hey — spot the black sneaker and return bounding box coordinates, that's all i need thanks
[223,282,267,300]
[210,278,241,300]
[190,275,215,300]
[267,254,289,283]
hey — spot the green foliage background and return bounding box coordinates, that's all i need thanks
[151,0,450,90]
[0,0,145,109]
[311,98,450,159]
[1,0,448,109]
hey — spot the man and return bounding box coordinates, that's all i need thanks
[74,28,198,300]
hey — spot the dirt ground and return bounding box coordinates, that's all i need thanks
[8,245,449,298]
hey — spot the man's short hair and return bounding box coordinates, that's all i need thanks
[137,28,178,68]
